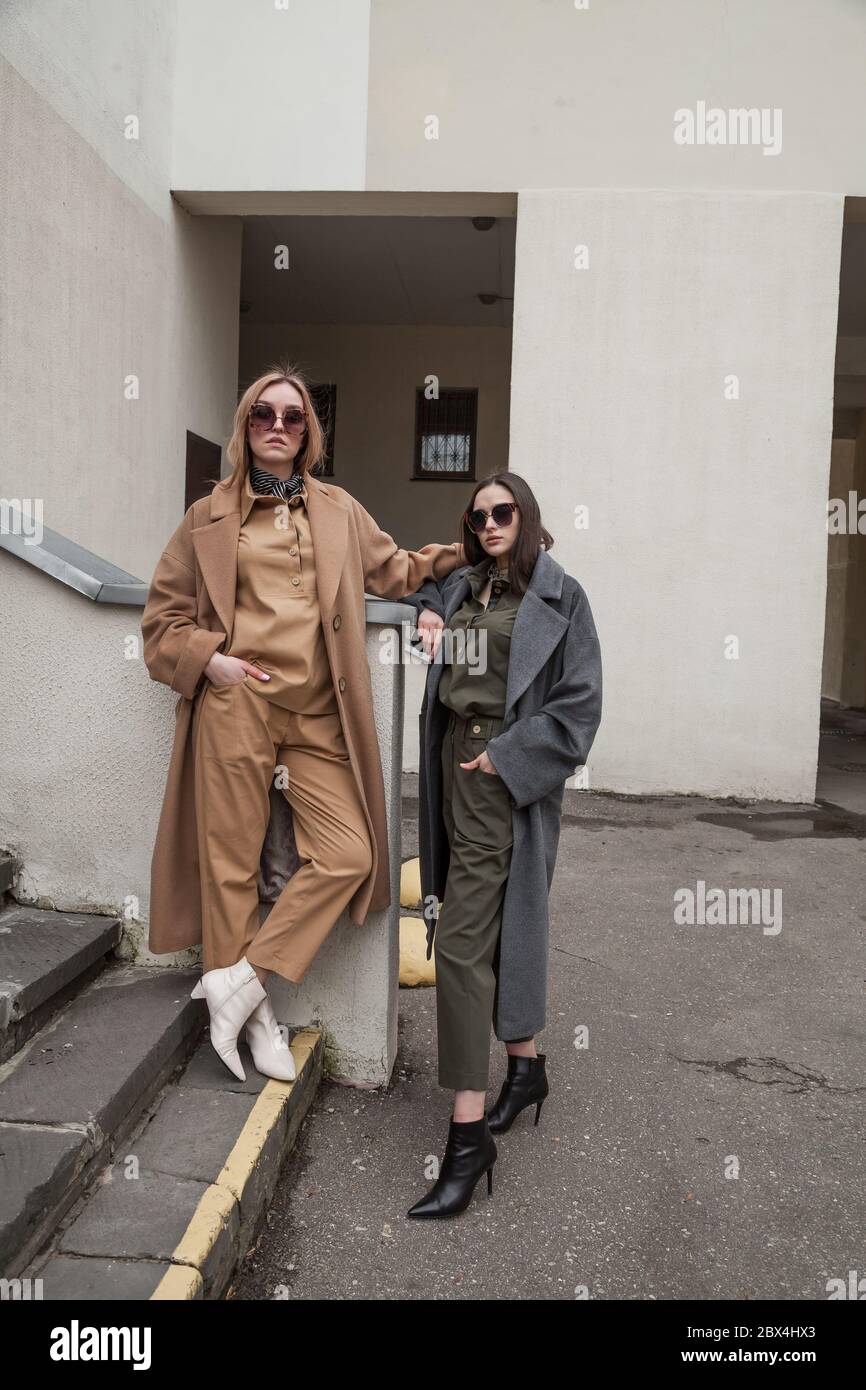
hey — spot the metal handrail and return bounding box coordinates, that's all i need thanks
[0,502,419,621]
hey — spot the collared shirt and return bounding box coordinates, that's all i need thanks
[437,557,521,719]
[227,468,338,713]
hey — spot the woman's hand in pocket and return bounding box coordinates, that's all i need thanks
[204,653,270,686]
[459,749,499,776]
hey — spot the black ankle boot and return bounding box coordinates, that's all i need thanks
[486,1052,549,1133]
[406,1115,498,1219]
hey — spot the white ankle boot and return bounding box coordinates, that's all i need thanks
[190,956,267,1081]
[244,994,297,1082]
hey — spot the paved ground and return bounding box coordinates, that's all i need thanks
[229,786,866,1301]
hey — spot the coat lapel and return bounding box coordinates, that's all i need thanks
[427,547,569,720]
[190,468,348,642]
[503,583,569,716]
[191,512,240,642]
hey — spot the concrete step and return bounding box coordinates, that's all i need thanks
[0,905,123,1063]
[0,962,204,1277]
[23,1025,323,1300]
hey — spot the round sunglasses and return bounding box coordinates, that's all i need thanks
[248,402,307,434]
[465,502,519,532]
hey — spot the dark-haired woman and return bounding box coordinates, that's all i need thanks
[402,472,602,1218]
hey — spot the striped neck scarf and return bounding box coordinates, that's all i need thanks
[249,461,306,502]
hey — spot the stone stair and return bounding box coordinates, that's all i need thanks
[0,894,205,1279]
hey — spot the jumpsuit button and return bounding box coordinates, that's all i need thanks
[289,546,297,556]
[472,723,481,733]
[338,676,346,692]
[291,576,300,585]
[333,614,341,630]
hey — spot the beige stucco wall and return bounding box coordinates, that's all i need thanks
[173,0,371,193]
[366,0,866,195]
[0,9,241,583]
[507,188,843,800]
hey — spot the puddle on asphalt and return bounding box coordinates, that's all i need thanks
[696,804,866,841]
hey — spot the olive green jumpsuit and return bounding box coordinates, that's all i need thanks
[434,556,530,1091]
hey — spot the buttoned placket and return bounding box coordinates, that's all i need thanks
[242,480,307,590]
[465,566,508,734]
[276,495,305,592]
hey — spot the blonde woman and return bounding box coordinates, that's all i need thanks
[141,364,465,1081]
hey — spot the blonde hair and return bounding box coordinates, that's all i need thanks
[217,360,328,493]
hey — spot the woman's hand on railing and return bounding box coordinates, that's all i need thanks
[204,653,270,685]
[416,609,445,660]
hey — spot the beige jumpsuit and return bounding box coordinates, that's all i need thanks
[192,471,371,980]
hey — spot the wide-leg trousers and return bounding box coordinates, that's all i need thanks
[435,709,528,1091]
[191,676,373,979]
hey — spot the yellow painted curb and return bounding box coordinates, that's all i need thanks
[216,1085,289,1204]
[151,1028,321,1299]
[150,1263,204,1300]
[170,1181,236,1271]
[400,857,422,909]
[399,914,435,986]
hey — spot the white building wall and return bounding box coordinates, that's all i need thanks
[508,189,843,800]
[0,5,241,581]
[366,0,866,195]
[172,0,371,193]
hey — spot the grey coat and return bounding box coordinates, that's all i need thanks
[403,546,603,1040]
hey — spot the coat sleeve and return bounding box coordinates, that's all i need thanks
[351,498,466,598]
[401,577,447,622]
[485,583,602,808]
[140,511,228,700]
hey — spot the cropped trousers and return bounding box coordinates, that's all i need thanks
[435,709,530,1091]
[191,675,373,980]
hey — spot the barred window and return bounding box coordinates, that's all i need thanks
[414,387,477,479]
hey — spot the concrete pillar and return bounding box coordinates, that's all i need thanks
[508,189,843,800]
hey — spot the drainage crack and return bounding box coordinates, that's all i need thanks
[669,1054,866,1095]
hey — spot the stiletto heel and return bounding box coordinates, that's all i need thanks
[406,1115,498,1218]
[486,1052,550,1133]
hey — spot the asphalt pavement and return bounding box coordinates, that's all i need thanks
[229,790,866,1301]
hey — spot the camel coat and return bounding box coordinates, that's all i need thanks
[141,467,465,957]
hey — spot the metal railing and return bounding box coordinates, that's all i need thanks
[0,502,418,622]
